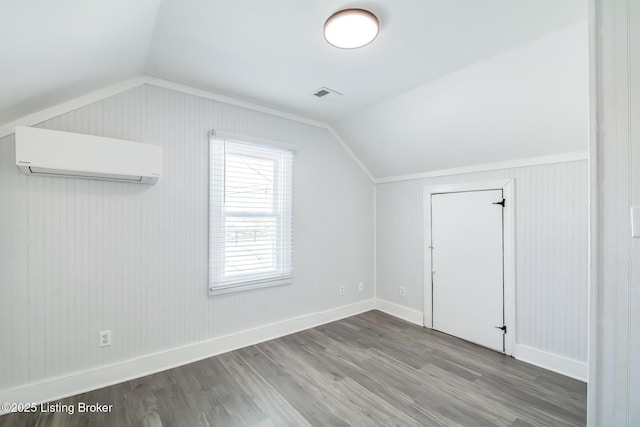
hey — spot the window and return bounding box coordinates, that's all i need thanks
[209,135,293,295]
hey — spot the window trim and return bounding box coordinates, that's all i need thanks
[208,132,294,296]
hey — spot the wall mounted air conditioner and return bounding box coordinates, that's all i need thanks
[15,126,162,184]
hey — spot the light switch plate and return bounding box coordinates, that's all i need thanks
[632,207,640,238]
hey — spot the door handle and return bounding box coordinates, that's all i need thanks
[495,325,507,333]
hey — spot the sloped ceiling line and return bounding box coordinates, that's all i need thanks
[0,75,376,183]
[2,1,586,181]
[0,74,588,185]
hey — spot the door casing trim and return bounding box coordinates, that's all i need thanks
[423,179,515,356]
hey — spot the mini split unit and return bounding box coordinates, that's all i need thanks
[15,126,163,184]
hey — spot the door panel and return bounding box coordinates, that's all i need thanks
[431,190,504,352]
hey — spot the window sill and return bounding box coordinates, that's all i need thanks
[209,275,292,296]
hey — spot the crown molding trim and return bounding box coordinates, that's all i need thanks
[0,75,377,183]
[374,151,588,184]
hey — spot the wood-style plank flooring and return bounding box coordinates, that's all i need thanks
[0,311,586,426]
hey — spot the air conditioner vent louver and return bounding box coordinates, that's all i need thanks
[15,126,163,184]
[313,87,342,100]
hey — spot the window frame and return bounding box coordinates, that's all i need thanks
[208,133,294,296]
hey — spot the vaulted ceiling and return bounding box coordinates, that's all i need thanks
[1,0,587,179]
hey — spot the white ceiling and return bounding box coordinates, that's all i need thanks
[146,0,585,122]
[0,0,161,124]
[334,22,589,178]
[0,0,587,178]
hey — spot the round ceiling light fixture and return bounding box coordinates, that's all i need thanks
[323,9,379,49]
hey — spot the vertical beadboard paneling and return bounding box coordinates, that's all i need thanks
[593,0,640,423]
[376,160,588,362]
[0,135,28,389]
[0,84,374,390]
[629,1,640,422]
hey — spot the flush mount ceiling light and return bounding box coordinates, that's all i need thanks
[323,9,379,49]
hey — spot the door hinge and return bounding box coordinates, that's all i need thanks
[493,198,505,207]
[495,325,507,333]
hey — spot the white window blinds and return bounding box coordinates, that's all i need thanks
[209,135,293,295]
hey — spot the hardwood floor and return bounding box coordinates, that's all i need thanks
[0,311,587,426]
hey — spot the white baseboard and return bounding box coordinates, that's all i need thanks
[0,299,376,414]
[375,299,424,326]
[372,302,588,383]
[0,301,589,415]
[515,344,588,382]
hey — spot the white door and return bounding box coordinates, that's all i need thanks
[431,190,505,352]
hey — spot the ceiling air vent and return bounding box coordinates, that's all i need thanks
[313,87,342,100]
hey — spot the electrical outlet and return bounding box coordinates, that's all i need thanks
[339,285,345,296]
[99,330,111,347]
[358,282,364,291]
[400,286,406,297]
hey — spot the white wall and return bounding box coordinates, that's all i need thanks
[591,0,640,424]
[0,84,374,392]
[333,22,588,179]
[376,160,588,371]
